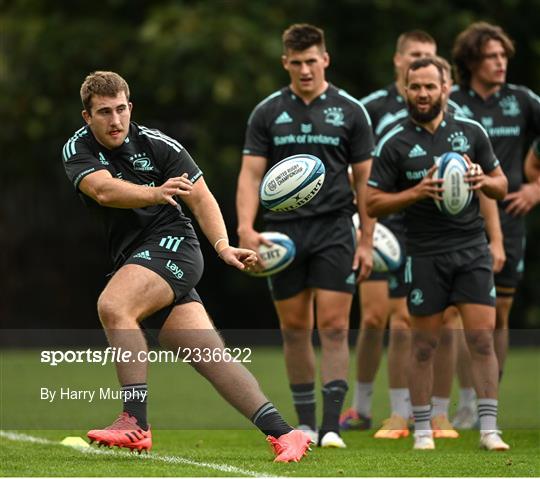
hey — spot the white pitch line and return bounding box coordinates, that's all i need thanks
[0,430,281,478]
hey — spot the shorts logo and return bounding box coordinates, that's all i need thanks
[499,95,520,116]
[166,260,184,280]
[410,288,424,306]
[324,107,345,127]
[159,236,184,252]
[489,286,496,298]
[345,273,356,285]
[448,131,470,152]
[133,250,151,261]
[388,275,398,290]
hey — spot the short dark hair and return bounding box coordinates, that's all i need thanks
[452,22,515,87]
[406,57,444,85]
[80,71,130,113]
[282,23,325,53]
[396,30,436,53]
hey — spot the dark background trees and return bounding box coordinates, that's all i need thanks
[1,0,539,330]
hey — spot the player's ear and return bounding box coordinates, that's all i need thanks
[128,102,133,112]
[82,109,91,124]
[323,51,330,67]
[281,54,289,71]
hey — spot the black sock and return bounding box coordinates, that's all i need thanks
[251,402,293,438]
[122,383,148,430]
[320,379,348,437]
[290,382,316,430]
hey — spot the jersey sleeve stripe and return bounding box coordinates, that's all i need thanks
[62,127,87,161]
[374,125,404,156]
[338,89,372,127]
[139,126,184,153]
[375,109,408,137]
[360,89,388,105]
[453,116,490,140]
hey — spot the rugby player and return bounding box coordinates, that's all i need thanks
[62,71,312,462]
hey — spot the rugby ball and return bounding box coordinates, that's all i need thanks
[246,231,296,277]
[352,214,402,272]
[434,152,473,216]
[260,154,325,212]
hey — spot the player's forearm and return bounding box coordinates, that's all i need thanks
[356,180,375,245]
[189,189,230,254]
[367,186,417,218]
[481,174,508,200]
[236,172,261,236]
[524,146,540,182]
[92,178,159,208]
[479,192,503,244]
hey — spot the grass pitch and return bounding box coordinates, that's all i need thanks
[1,347,539,477]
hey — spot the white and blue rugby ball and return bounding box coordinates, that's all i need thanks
[352,214,403,273]
[246,231,296,277]
[260,154,325,212]
[434,152,473,216]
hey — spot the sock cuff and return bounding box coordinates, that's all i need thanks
[323,379,349,394]
[251,402,276,424]
[477,398,498,407]
[290,382,315,393]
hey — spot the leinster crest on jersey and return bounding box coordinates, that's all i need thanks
[499,95,520,117]
[324,107,345,127]
[447,131,470,153]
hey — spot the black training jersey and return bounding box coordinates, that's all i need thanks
[450,84,540,236]
[62,122,203,268]
[361,84,464,235]
[368,113,500,256]
[243,84,374,221]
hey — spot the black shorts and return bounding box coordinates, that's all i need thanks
[368,266,409,298]
[404,244,495,316]
[494,234,525,290]
[266,215,357,300]
[124,231,204,305]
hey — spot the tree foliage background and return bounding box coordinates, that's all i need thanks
[1,0,539,329]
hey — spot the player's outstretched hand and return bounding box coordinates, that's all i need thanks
[219,246,258,271]
[237,228,273,273]
[504,183,540,216]
[415,164,444,200]
[157,173,193,206]
[463,154,486,191]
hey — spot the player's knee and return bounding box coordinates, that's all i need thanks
[97,294,125,328]
[466,331,494,357]
[389,311,409,330]
[319,327,348,345]
[412,337,437,362]
[360,310,387,330]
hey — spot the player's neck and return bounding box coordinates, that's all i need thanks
[470,78,503,100]
[412,111,444,134]
[290,81,329,105]
[395,80,406,100]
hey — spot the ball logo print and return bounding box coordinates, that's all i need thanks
[246,232,296,277]
[259,154,325,212]
[434,152,473,216]
[352,214,403,272]
[372,223,403,272]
